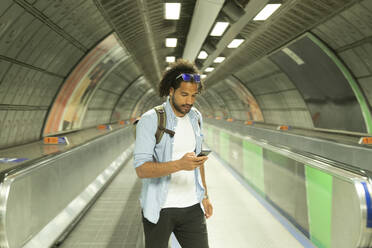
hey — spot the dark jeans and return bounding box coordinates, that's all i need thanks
[142,204,209,248]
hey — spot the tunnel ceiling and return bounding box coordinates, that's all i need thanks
[204,0,358,86]
[92,0,358,88]
[94,0,197,88]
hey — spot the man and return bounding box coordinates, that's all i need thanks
[134,59,213,248]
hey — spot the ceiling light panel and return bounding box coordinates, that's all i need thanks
[210,22,229,36]
[205,67,214,72]
[165,3,181,20]
[166,38,177,47]
[253,4,281,21]
[166,56,175,62]
[227,39,244,48]
[198,51,208,59]
[214,57,225,63]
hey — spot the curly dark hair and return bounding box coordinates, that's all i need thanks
[158,59,205,97]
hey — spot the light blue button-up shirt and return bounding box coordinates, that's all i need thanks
[134,97,205,224]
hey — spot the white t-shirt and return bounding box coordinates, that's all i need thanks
[162,114,198,208]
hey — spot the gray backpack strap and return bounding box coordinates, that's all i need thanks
[154,105,175,144]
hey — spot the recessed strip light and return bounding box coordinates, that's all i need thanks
[166,38,177,47]
[210,22,229,36]
[165,3,181,20]
[205,67,214,72]
[214,57,225,63]
[227,39,244,48]
[198,51,208,59]
[201,74,207,79]
[166,56,175,62]
[253,4,281,21]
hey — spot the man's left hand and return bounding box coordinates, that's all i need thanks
[202,198,213,219]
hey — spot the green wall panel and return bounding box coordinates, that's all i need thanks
[229,135,244,173]
[207,126,213,145]
[220,131,230,161]
[243,140,264,195]
[305,166,333,248]
[213,128,220,154]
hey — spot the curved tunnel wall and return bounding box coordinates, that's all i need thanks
[233,56,314,128]
[195,0,372,134]
[1,0,372,151]
[0,0,111,148]
[200,0,372,135]
[43,34,157,135]
[270,33,370,133]
[43,34,125,134]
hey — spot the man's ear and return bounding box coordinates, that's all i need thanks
[169,87,174,97]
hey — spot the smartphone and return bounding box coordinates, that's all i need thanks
[197,149,212,157]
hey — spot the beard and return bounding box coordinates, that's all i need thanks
[172,94,192,115]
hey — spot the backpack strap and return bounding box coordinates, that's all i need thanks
[154,105,175,144]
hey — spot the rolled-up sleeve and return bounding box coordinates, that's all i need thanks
[134,111,157,168]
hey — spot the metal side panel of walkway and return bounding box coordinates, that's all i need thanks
[59,158,143,248]
[205,153,312,248]
[59,155,312,248]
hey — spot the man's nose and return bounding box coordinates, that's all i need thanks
[186,96,193,105]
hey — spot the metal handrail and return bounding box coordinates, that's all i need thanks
[208,124,369,181]
[0,126,131,182]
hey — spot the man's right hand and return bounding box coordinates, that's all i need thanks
[178,152,208,171]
